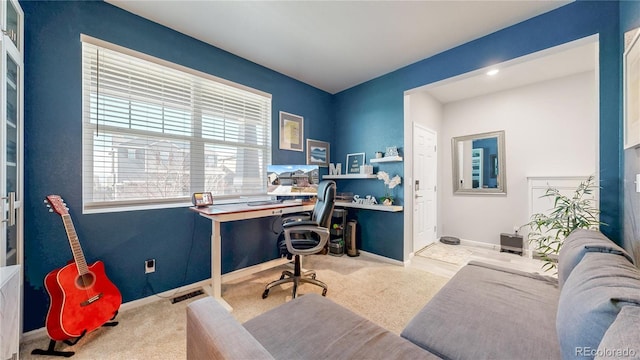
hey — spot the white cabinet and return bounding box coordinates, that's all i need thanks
[1,0,23,267]
[0,265,20,360]
[526,176,596,257]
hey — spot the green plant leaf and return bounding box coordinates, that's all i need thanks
[521,175,603,273]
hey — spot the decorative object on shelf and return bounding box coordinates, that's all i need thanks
[521,175,604,272]
[306,139,330,167]
[375,151,383,159]
[377,171,401,205]
[279,111,304,152]
[336,192,354,202]
[359,164,373,175]
[384,146,399,157]
[624,26,640,149]
[352,194,377,205]
[346,152,365,174]
[329,163,342,175]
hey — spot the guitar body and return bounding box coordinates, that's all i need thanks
[44,260,122,341]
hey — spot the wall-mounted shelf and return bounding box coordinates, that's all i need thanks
[370,156,403,163]
[324,174,377,179]
[335,201,403,212]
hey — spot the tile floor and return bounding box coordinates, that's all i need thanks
[409,241,552,279]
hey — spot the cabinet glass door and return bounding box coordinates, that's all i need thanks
[5,0,19,50]
[1,0,22,267]
[2,52,19,266]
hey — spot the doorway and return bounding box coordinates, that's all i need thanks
[413,124,437,251]
[403,35,599,260]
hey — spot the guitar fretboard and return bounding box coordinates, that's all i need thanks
[62,214,89,276]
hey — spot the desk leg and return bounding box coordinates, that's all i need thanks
[207,219,233,311]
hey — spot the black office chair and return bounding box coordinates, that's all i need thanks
[262,180,336,299]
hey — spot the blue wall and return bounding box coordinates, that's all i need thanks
[622,0,640,265]
[333,0,623,261]
[21,1,333,332]
[21,0,628,333]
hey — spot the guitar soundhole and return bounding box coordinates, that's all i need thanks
[76,273,95,289]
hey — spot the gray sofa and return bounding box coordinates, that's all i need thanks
[186,229,640,359]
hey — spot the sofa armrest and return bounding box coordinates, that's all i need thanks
[187,297,274,360]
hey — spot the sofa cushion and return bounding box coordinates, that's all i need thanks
[401,261,561,359]
[244,293,438,359]
[557,252,640,360]
[594,305,640,359]
[186,296,274,360]
[558,229,633,289]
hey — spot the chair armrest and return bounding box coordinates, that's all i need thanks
[284,225,330,255]
[283,220,319,228]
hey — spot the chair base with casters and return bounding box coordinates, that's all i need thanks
[262,180,336,300]
[262,254,327,299]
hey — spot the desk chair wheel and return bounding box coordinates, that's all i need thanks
[262,289,269,299]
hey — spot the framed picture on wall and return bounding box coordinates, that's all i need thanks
[624,27,640,149]
[346,152,365,174]
[279,111,304,152]
[306,139,330,167]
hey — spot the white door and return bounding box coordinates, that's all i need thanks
[413,124,437,251]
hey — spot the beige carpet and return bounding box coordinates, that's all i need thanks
[20,255,448,360]
[416,242,473,265]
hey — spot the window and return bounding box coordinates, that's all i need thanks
[81,36,272,212]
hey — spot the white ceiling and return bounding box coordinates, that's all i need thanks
[419,38,597,103]
[106,0,572,94]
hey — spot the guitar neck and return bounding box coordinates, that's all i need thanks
[61,214,89,275]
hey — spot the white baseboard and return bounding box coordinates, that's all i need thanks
[21,279,212,343]
[359,250,407,267]
[459,238,501,251]
[458,238,533,258]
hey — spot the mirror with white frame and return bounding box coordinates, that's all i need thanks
[452,130,506,195]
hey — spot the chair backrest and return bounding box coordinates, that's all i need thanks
[311,180,336,228]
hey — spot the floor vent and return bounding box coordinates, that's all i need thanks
[171,289,204,304]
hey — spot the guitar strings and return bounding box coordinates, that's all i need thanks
[63,213,92,300]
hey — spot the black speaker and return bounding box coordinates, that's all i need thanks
[500,233,523,256]
[345,220,359,257]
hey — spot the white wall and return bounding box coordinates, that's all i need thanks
[439,71,598,245]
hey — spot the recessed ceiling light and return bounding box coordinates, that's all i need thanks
[487,69,500,76]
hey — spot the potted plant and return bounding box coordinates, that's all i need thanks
[522,175,605,272]
[376,171,401,205]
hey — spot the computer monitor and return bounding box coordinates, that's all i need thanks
[267,165,319,196]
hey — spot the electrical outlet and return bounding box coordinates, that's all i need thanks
[145,259,156,274]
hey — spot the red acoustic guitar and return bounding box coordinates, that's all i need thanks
[43,195,122,341]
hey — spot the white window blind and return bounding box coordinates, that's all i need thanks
[81,36,272,212]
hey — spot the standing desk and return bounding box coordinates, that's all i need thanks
[191,201,314,309]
